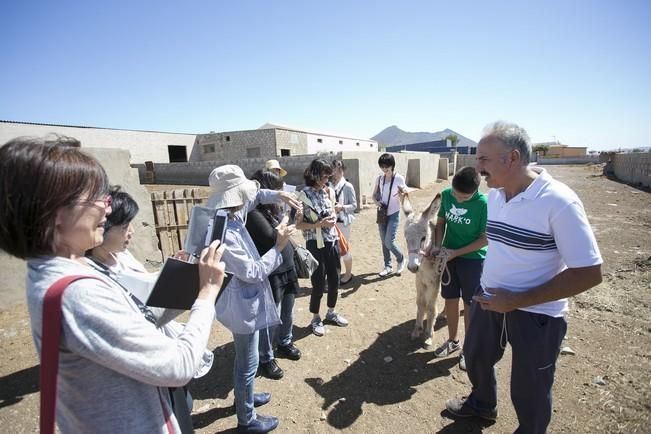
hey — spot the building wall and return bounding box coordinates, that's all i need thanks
[0,121,196,164]
[196,129,276,161]
[547,146,588,158]
[306,132,377,154]
[612,152,651,188]
[275,129,309,156]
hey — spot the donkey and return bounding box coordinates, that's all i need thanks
[401,193,445,349]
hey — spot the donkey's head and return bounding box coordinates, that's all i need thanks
[401,193,442,273]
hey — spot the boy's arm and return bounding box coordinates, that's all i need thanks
[445,232,487,260]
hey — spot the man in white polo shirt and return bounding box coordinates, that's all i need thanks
[445,121,603,434]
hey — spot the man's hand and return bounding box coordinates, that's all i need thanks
[472,287,523,313]
[335,203,344,213]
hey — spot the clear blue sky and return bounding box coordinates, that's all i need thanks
[2,0,649,150]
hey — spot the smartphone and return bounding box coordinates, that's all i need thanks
[204,209,228,247]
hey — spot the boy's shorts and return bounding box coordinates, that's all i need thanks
[441,257,484,305]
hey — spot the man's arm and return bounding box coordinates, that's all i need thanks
[474,264,602,313]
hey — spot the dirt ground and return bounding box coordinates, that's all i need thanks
[1,165,649,433]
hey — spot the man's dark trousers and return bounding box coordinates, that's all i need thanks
[463,301,567,434]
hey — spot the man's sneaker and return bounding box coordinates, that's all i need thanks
[324,311,349,327]
[446,396,498,421]
[459,353,467,371]
[396,260,405,275]
[433,339,461,358]
[258,359,284,380]
[378,267,392,277]
[311,317,325,336]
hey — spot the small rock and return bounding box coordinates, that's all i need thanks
[560,346,576,355]
[607,203,618,207]
[594,376,607,386]
[384,356,393,363]
[338,397,347,403]
[315,378,324,386]
[344,359,351,365]
[320,411,327,421]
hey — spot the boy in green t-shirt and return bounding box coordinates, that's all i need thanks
[429,166,487,370]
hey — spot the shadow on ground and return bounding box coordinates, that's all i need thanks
[0,365,39,410]
[305,319,459,430]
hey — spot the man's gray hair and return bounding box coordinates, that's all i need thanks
[481,121,532,165]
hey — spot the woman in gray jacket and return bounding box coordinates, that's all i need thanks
[208,164,298,434]
[0,136,226,434]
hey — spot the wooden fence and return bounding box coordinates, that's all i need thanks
[151,188,210,258]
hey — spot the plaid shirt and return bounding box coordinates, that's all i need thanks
[301,186,337,242]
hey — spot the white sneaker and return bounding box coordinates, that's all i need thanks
[396,260,405,275]
[311,317,325,337]
[378,267,392,277]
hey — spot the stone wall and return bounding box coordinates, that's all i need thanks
[612,152,651,188]
[537,156,600,165]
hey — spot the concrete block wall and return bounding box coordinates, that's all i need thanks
[457,154,477,169]
[275,129,309,156]
[197,129,276,161]
[438,158,450,180]
[537,156,600,165]
[135,151,444,211]
[613,152,651,188]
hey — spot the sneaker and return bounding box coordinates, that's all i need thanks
[396,260,405,275]
[311,317,325,336]
[257,359,284,380]
[433,339,461,358]
[459,353,467,371]
[445,396,498,421]
[276,343,301,361]
[378,267,392,277]
[324,311,349,327]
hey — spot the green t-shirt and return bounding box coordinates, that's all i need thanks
[437,186,488,259]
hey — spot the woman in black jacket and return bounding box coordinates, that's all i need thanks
[246,170,302,380]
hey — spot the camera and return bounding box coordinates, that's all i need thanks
[318,210,331,220]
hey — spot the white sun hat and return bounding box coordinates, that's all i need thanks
[264,159,287,177]
[207,165,259,209]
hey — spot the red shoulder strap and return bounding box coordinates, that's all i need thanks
[40,275,99,434]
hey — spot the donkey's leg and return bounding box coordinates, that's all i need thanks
[423,300,438,349]
[411,280,425,339]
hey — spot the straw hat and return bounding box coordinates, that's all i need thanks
[207,165,259,209]
[265,159,287,177]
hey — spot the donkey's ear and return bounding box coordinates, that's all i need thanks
[401,193,413,217]
[424,193,442,221]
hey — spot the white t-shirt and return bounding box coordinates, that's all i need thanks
[375,173,406,216]
[481,167,602,317]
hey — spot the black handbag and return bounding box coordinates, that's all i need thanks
[376,174,394,225]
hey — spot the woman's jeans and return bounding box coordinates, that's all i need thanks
[259,293,296,362]
[378,211,404,268]
[233,331,259,425]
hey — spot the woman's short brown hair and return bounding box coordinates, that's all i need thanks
[303,159,333,187]
[0,136,109,259]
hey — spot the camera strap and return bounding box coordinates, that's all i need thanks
[381,175,395,208]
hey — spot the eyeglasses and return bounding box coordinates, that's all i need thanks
[77,195,112,209]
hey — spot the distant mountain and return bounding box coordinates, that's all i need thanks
[372,125,477,148]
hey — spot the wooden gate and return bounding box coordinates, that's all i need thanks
[151,188,210,258]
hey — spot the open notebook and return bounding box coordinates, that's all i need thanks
[146,257,233,309]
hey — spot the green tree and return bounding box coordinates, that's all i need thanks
[533,144,550,156]
[445,134,459,147]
